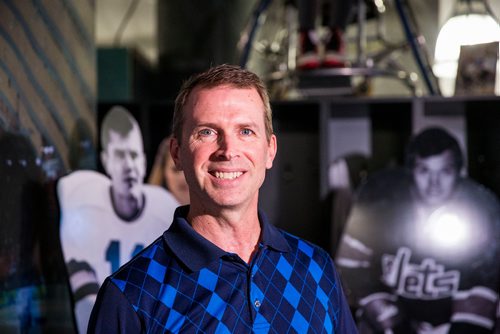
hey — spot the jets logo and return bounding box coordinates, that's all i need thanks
[381,247,460,299]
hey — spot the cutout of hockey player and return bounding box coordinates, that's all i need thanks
[58,106,179,333]
[336,127,500,333]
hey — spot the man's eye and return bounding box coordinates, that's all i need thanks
[442,166,455,175]
[415,166,428,174]
[115,151,125,159]
[241,128,254,136]
[198,129,215,136]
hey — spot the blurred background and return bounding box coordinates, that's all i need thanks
[0,0,499,332]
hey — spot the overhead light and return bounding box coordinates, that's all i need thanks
[433,0,500,96]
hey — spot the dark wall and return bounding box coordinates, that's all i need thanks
[157,0,256,99]
[467,99,500,198]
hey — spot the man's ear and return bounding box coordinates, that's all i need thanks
[169,137,183,171]
[266,134,277,170]
[100,151,110,175]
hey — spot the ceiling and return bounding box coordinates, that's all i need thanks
[94,0,500,96]
[95,0,500,65]
[96,0,158,63]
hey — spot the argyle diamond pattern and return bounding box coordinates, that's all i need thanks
[110,231,344,333]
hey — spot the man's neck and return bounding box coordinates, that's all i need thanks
[188,205,262,264]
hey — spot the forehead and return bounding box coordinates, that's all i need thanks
[415,150,454,169]
[107,126,143,148]
[186,86,264,119]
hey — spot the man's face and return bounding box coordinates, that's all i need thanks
[101,126,146,199]
[171,85,277,212]
[413,149,458,206]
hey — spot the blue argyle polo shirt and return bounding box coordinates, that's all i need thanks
[88,206,357,333]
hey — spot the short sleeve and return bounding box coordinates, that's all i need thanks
[87,278,141,333]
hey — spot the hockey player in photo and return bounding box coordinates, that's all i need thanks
[336,127,500,333]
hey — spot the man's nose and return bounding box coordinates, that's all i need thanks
[123,152,134,167]
[429,172,440,186]
[217,133,239,160]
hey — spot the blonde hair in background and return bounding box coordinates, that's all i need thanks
[148,136,189,205]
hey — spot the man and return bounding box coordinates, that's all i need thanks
[406,127,464,208]
[88,64,357,333]
[58,106,178,333]
[100,106,149,220]
[336,127,500,333]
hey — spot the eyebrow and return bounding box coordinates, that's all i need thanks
[192,121,260,130]
[112,148,140,154]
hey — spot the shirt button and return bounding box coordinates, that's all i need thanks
[254,300,261,308]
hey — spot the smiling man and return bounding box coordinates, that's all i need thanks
[88,64,357,333]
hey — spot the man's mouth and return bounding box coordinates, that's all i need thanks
[427,189,442,196]
[213,171,243,180]
[124,176,137,185]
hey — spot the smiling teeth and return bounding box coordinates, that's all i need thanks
[215,171,243,180]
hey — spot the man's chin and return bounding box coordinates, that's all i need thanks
[122,183,143,198]
[421,195,447,207]
[194,194,246,211]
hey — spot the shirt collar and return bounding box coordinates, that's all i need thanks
[163,206,291,272]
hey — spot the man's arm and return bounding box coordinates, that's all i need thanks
[329,257,359,333]
[66,259,99,334]
[87,278,141,333]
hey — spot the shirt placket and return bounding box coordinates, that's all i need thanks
[248,244,271,333]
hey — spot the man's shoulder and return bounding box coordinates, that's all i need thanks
[279,230,333,265]
[110,235,172,286]
[143,185,179,208]
[457,178,499,204]
[58,170,110,209]
[271,230,342,302]
[451,178,500,220]
[143,184,176,199]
